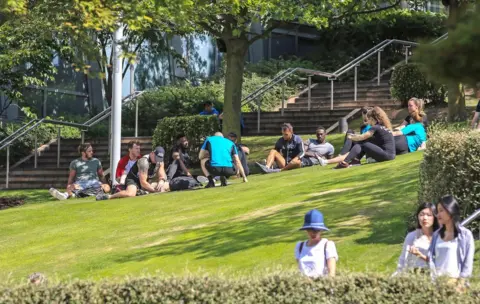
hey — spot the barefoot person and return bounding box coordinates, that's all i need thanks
[396,202,439,274]
[256,123,305,173]
[49,143,109,200]
[96,147,167,200]
[295,209,338,277]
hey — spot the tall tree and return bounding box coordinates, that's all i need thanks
[160,0,403,137]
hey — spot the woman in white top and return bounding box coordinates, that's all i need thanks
[396,202,439,273]
[295,209,338,277]
[427,195,475,289]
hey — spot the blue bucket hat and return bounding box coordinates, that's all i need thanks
[299,209,329,231]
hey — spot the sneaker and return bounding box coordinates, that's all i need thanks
[255,162,270,173]
[333,161,350,170]
[95,193,110,201]
[220,176,228,187]
[267,168,281,174]
[196,176,209,185]
[205,181,216,188]
[49,188,68,200]
[350,159,362,166]
[317,156,328,167]
[366,157,377,164]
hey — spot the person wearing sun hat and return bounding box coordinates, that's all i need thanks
[295,209,338,277]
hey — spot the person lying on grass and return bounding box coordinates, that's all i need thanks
[256,123,305,174]
[49,143,110,200]
[318,106,395,168]
[295,209,337,278]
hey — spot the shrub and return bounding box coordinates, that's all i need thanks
[418,127,480,234]
[391,63,447,107]
[152,115,220,165]
[0,274,478,303]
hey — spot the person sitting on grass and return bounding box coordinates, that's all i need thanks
[395,202,439,275]
[256,123,305,174]
[392,118,427,155]
[49,143,110,200]
[397,97,428,129]
[301,126,334,168]
[115,140,141,185]
[227,132,250,176]
[295,209,338,278]
[166,134,193,180]
[319,106,395,169]
[199,132,248,188]
[323,107,372,166]
[96,147,167,200]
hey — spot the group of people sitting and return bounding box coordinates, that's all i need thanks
[256,98,427,173]
[48,131,250,201]
[296,195,475,291]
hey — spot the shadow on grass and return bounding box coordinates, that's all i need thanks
[0,189,53,205]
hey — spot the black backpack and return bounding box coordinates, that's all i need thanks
[169,176,202,191]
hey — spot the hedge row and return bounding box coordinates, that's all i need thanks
[1,274,478,303]
[418,125,480,234]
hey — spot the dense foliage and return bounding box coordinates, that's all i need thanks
[152,115,219,164]
[0,274,478,303]
[418,125,480,234]
[390,63,447,106]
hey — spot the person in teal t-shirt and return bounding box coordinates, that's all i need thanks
[393,122,427,155]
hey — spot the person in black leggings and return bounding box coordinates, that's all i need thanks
[333,106,395,169]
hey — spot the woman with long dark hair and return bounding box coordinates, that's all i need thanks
[396,202,439,273]
[427,195,475,284]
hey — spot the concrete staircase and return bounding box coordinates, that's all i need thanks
[0,137,153,190]
[243,81,400,135]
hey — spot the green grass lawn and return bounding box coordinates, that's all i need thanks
[0,135,478,284]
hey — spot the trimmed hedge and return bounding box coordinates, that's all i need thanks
[0,274,478,303]
[390,63,447,107]
[418,127,480,234]
[152,115,220,165]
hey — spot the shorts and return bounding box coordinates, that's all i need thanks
[205,161,236,177]
[74,179,102,190]
[125,178,140,189]
[301,157,320,167]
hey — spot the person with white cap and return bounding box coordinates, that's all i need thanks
[96,146,167,200]
[295,209,338,277]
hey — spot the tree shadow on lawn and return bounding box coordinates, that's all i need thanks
[0,189,53,205]
[112,164,416,265]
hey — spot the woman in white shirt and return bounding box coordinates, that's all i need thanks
[396,202,439,274]
[295,209,338,277]
[427,195,475,288]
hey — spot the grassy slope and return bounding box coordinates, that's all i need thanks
[0,134,477,283]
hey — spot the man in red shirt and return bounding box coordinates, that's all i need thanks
[116,140,141,184]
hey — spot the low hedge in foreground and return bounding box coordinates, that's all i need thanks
[1,274,479,304]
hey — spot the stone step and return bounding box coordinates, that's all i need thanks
[311,82,390,91]
[286,101,399,109]
[306,87,391,96]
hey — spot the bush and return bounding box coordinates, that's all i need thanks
[0,274,478,303]
[418,127,480,234]
[391,63,447,107]
[152,115,220,165]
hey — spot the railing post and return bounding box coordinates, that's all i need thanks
[377,49,383,86]
[281,81,285,116]
[6,145,9,189]
[307,75,312,110]
[43,88,47,118]
[34,132,38,169]
[131,63,138,137]
[354,65,358,101]
[405,46,410,64]
[57,127,61,168]
[257,99,261,133]
[330,78,335,111]
[81,130,85,144]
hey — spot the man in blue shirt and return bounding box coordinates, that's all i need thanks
[199,101,220,116]
[256,123,305,173]
[199,132,248,188]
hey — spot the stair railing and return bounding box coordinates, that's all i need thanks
[0,91,143,189]
[243,33,448,134]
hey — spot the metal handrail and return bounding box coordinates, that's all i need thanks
[0,118,45,150]
[0,118,37,147]
[461,209,480,227]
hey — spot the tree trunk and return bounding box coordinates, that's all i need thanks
[446,0,467,121]
[223,38,249,140]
